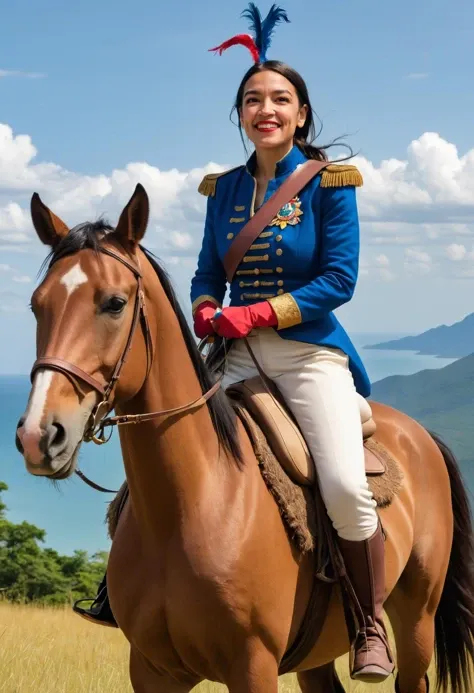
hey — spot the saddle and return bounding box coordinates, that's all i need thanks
[225,339,386,488]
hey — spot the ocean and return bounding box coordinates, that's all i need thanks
[0,333,465,556]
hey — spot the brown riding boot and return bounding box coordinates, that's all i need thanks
[338,524,394,683]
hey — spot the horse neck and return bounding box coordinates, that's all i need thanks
[115,265,226,538]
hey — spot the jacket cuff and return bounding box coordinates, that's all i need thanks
[191,295,222,316]
[267,294,302,329]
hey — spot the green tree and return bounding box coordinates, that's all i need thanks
[0,482,108,605]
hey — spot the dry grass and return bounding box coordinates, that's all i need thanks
[0,602,441,692]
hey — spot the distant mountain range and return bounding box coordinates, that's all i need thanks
[371,352,474,466]
[365,312,474,358]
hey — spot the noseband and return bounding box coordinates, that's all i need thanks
[30,245,221,492]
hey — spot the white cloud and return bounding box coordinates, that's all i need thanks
[12,275,31,283]
[355,132,474,225]
[445,243,467,261]
[0,69,45,79]
[406,72,429,80]
[375,254,390,267]
[359,253,395,281]
[404,247,432,275]
[168,231,194,250]
[0,123,474,288]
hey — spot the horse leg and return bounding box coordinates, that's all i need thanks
[226,648,279,693]
[129,647,195,693]
[297,662,346,692]
[395,674,430,693]
[386,597,434,693]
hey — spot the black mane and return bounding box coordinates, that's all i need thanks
[40,219,115,275]
[41,220,242,464]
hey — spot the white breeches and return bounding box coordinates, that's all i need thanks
[222,328,378,542]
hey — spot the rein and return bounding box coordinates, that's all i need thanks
[30,246,222,494]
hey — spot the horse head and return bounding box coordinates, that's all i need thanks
[16,184,152,480]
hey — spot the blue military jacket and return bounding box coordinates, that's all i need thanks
[190,145,371,397]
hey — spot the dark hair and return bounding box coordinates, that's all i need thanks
[232,60,353,162]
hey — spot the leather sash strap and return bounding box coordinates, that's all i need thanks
[222,159,330,282]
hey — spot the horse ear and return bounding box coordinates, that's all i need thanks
[115,184,149,247]
[30,193,69,247]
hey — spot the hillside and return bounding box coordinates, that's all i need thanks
[364,312,474,358]
[371,351,474,468]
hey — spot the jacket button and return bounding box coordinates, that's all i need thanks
[277,280,284,286]
[277,289,284,295]
[254,269,260,275]
[254,281,260,287]
[276,267,283,273]
[276,248,283,256]
[227,232,234,239]
[275,234,282,242]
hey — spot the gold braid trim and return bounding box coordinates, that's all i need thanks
[198,166,243,197]
[191,295,221,315]
[267,294,302,329]
[320,164,363,188]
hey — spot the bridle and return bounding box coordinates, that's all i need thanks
[29,245,221,493]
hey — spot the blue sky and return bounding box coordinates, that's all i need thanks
[1,0,474,374]
[2,0,473,170]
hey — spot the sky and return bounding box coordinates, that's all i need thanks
[1,0,474,374]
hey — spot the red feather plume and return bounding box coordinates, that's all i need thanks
[208,34,260,63]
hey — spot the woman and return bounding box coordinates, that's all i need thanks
[190,5,393,683]
[76,4,393,683]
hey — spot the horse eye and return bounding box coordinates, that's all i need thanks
[103,296,127,314]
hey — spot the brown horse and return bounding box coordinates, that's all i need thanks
[16,184,474,693]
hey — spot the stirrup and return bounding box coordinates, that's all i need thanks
[73,594,118,628]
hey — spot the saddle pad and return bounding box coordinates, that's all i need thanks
[226,376,385,487]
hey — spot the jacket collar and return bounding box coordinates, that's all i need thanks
[246,144,307,179]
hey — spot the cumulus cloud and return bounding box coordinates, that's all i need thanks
[445,243,467,261]
[355,132,474,226]
[0,123,474,285]
[359,253,396,281]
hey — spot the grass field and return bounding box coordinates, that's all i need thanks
[0,602,440,692]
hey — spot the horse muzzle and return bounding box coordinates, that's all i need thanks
[16,411,81,478]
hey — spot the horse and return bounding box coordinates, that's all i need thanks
[15,184,474,693]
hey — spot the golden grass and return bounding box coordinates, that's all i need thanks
[0,602,441,692]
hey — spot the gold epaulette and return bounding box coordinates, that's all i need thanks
[198,166,243,197]
[320,164,363,188]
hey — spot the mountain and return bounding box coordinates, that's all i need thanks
[364,312,474,358]
[371,351,474,465]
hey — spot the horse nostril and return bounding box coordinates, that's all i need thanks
[15,417,26,454]
[49,422,66,449]
[15,433,24,454]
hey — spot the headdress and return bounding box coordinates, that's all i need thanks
[209,3,290,64]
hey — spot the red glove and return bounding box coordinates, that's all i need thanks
[212,302,277,339]
[193,301,219,339]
